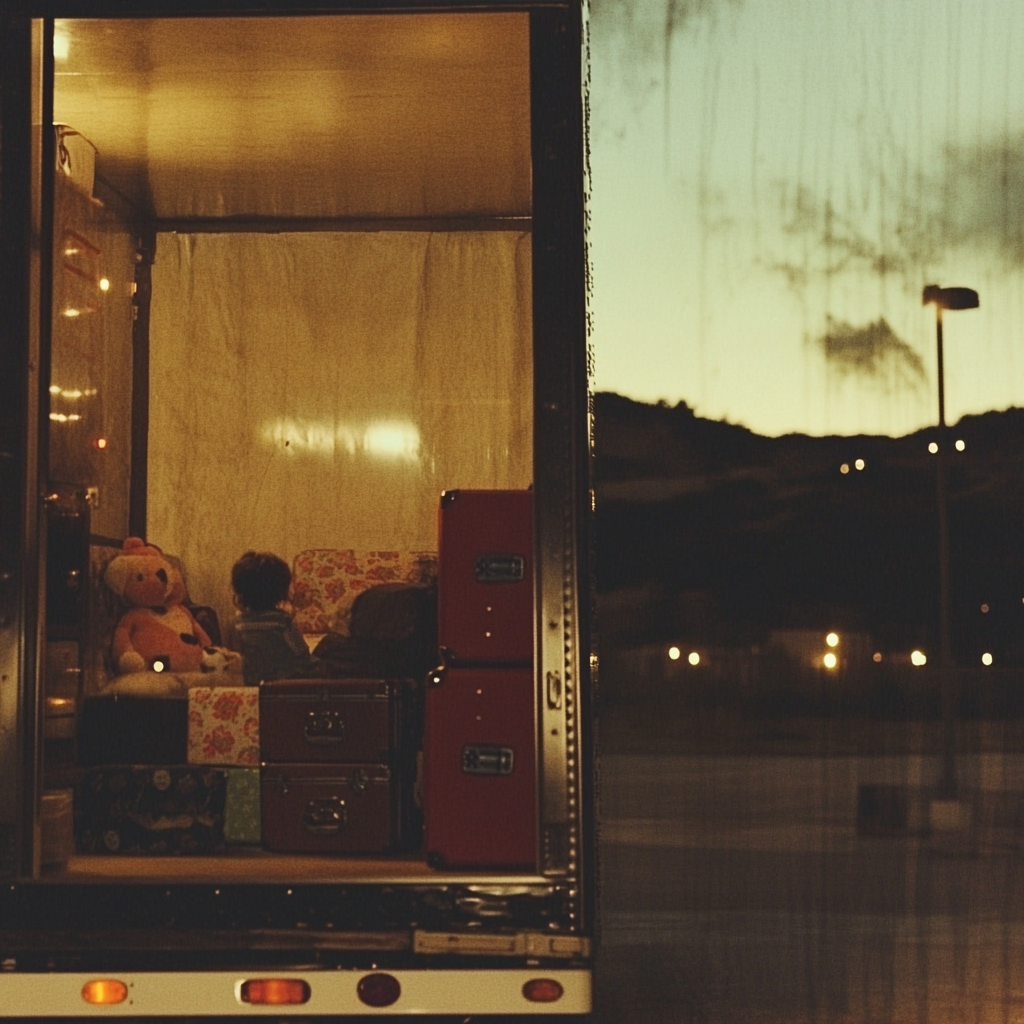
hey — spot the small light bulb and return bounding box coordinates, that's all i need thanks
[688,652,700,666]
[928,442,939,454]
[873,652,882,663]
[911,650,927,667]
[982,652,993,666]
[99,278,110,292]
[854,458,865,470]
[668,646,681,661]
[826,632,839,648]
[840,463,850,474]
[955,439,965,451]
[823,652,838,669]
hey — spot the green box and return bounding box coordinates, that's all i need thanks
[224,768,261,845]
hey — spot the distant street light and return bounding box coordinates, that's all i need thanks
[922,284,980,800]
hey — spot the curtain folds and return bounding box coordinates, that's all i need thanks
[148,230,533,635]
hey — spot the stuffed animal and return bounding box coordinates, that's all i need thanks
[200,645,242,673]
[104,537,215,675]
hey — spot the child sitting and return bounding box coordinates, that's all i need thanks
[231,551,322,686]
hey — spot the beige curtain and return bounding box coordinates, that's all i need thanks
[148,230,532,639]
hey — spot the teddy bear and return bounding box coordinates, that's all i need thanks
[104,537,228,675]
[200,645,242,673]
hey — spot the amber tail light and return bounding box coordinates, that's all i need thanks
[81,979,128,1005]
[239,978,311,1005]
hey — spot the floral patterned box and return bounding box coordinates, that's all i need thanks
[187,686,259,766]
[76,765,226,855]
[224,767,261,845]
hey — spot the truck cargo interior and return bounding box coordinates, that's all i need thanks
[42,12,539,884]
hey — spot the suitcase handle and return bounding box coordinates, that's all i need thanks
[462,744,514,775]
[474,553,525,583]
[304,709,345,744]
[303,796,347,835]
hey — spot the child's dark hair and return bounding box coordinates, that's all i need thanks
[231,551,291,612]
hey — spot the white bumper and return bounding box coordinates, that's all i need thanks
[0,967,592,1016]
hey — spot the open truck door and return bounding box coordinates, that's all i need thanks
[0,0,594,1017]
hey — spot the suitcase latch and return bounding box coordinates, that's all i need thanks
[474,554,525,583]
[303,797,347,835]
[462,744,514,775]
[304,709,345,744]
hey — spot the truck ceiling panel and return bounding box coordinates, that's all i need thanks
[53,13,531,221]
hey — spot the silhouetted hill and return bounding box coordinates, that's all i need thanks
[593,392,1024,659]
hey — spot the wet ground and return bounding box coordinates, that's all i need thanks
[595,749,1024,1024]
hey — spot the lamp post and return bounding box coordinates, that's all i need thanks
[922,284,979,801]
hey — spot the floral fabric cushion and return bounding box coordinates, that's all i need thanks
[290,549,438,636]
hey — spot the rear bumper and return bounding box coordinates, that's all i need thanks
[0,967,591,1016]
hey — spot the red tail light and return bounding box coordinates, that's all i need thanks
[356,972,401,1007]
[523,978,564,1003]
[239,979,311,1005]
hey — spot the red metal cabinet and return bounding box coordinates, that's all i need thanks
[423,666,536,869]
[437,489,533,664]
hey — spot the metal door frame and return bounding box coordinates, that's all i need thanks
[0,0,592,941]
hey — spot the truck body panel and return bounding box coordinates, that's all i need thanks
[0,1,593,1015]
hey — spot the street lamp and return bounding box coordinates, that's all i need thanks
[922,284,979,800]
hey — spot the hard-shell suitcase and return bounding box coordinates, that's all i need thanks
[79,694,188,766]
[259,678,404,765]
[423,666,536,869]
[437,489,533,664]
[261,763,396,853]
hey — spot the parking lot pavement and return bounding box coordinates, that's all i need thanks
[595,754,1024,1024]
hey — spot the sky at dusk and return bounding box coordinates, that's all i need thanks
[587,0,1024,437]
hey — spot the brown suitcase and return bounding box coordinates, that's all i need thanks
[259,678,404,765]
[261,764,396,853]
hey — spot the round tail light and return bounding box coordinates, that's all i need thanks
[523,978,565,1003]
[357,972,401,1007]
